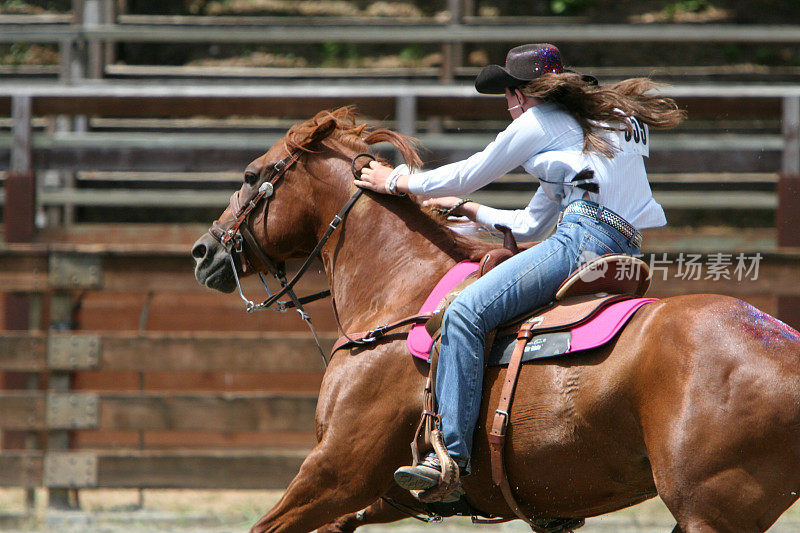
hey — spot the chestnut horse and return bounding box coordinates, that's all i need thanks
[192,108,800,533]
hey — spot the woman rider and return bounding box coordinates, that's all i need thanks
[354,43,685,500]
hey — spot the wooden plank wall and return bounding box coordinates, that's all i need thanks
[0,244,799,489]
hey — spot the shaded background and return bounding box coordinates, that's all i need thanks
[1,0,799,529]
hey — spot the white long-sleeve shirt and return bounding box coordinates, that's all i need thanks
[407,101,666,241]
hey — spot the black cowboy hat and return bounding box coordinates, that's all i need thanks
[475,43,598,95]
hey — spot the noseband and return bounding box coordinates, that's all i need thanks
[208,151,375,366]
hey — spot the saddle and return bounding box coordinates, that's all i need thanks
[421,253,651,361]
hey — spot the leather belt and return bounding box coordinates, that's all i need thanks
[560,200,643,249]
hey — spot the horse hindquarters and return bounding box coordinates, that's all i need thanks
[633,295,800,532]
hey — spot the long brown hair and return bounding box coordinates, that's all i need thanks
[520,73,686,157]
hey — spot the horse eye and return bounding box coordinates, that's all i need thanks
[244,171,258,186]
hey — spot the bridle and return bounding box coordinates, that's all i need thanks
[208,150,375,367]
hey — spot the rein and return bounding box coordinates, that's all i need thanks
[208,151,376,367]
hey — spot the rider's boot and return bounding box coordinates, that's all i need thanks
[393,454,467,502]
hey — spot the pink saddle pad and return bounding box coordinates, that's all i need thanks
[407,261,479,361]
[567,297,657,353]
[485,297,657,366]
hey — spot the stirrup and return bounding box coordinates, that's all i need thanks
[412,428,461,503]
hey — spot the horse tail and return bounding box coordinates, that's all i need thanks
[364,129,423,171]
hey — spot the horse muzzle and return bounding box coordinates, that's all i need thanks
[191,232,237,293]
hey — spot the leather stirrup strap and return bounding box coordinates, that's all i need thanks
[488,319,544,529]
[410,376,437,467]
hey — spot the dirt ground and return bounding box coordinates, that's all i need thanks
[1,489,799,532]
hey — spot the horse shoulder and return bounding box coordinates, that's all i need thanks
[313,341,428,445]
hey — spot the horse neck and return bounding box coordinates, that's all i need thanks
[313,158,469,332]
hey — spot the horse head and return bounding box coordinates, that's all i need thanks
[191,107,423,296]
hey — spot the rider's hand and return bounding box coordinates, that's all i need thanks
[354,160,393,193]
[423,197,462,212]
[423,197,478,219]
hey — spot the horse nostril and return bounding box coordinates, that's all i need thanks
[192,243,207,260]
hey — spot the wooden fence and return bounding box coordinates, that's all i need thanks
[3,1,800,82]
[1,242,799,493]
[0,243,330,504]
[1,0,799,515]
[0,331,322,490]
[1,83,798,323]
[0,82,799,510]
[0,226,798,507]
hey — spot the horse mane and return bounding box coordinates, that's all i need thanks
[283,106,496,262]
[284,106,423,169]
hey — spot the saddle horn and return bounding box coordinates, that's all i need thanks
[494,225,519,254]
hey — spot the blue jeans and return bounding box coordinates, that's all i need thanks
[435,202,641,465]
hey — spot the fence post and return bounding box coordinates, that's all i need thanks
[103,0,117,70]
[781,96,800,177]
[9,94,42,332]
[47,295,78,509]
[463,0,474,19]
[396,95,417,138]
[4,94,35,324]
[3,95,39,511]
[10,96,33,182]
[54,0,90,227]
[395,94,417,165]
[777,95,800,330]
[440,0,463,83]
[83,0,106,79]
[58,39,73,84]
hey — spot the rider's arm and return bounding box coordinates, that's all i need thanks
[473,186,561,242]
[405,112,549,197]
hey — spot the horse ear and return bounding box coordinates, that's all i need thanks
[308,115,338,147]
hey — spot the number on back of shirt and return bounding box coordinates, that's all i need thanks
[623,116,647,145]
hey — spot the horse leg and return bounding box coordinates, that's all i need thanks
[248,441,393,533]
[316,502,402,533]
[659,462,800,533]
[649,406,800,533]
[650,386,800,533]
[249,365,425,532]
[317,491,422,533]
